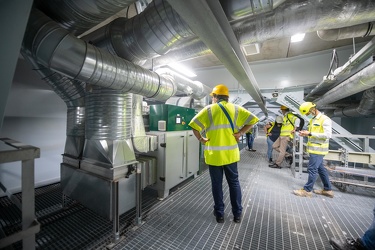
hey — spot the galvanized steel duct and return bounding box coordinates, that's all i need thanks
[21,51,86,158]
[155,68,211,100]
[220,0,286,22]
[84,0,194,65]
[23,8,176,102]
[236,0,375,45]
[34,0,137,36]
[306,36,375,101]
[85,86,132,140]
[146,0,375,68]
[83,86,136,165]
[333,88,375,117]
[314,63,375,106]
[317,22,375,41]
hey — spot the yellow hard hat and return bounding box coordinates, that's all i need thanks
[280,105,289,110]
[210,84,229,96]
[299,102,316,115]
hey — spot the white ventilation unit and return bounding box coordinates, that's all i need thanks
[241,43,260,55]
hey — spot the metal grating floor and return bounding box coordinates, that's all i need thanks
[1,135,375,249]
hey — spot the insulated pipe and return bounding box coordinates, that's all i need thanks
[146,0,375,68]
[83,0,194,65]
[35,0,137,36]
[221,0,286,22]
[23,9,176,102]
[317,22,375,41]
[236,0,375,45]
[314,63,375,106]
[155,68,211,100]
[305,36,375,101]
[333,88,375,117]
[21,51,86,158]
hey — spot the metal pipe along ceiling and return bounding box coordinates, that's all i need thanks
[147,0,375,69]
[83,0,195,64]
[35,0,138,36]
[333,88,375,117]
[314,63,375,106]
[23,8,177,102]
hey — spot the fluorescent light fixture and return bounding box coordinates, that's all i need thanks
[167,63,197,77]
[291,33,305,43]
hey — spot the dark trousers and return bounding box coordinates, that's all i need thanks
[208,162,242,217]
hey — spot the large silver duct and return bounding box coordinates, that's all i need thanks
[221,0,286,22]
[332,88,375,117]
[84,0,194,65]
[306,36,375,101]
[146,0,375,69]
[83,86,135,165]
[155,68,211,100]
[35,0,137,36]
[20,52,86,158]
[23,8,177,102]
[317,22,375,41]
[314,62,375,106]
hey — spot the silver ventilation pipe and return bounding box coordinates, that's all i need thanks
[155,68,211,100]
[314,63,375,106]
[35,0,137,36]
[83,86,136,165]
[236,0,375,45]
[132,94,149,153]
[23,8,176,102]
[221,0,286,22]
[306,36,375,101]
[21,51,86,159]
[317,22,375,41]
[83,0,194,65]
[145,0,375,69]
[332,88,375,117]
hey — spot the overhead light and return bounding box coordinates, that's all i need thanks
[241,43,260,55]
[291,33,305,43]
[167,62,197,77]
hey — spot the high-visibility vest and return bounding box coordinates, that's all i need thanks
[307,114,330,155]
[266,122,275,137]
[189,101,259,166]
[280,113,297,138]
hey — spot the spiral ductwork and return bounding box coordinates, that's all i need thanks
[21,51,86,158]
[84,0,194,64]
[35,0,137,35]
[333,88,375,117]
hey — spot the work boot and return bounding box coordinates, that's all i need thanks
[329,237,365,250]
[213,211,224,223]
[286,155,293,165]
[268,163,281,169]
[314,189,334,198]
[293,188,312,197]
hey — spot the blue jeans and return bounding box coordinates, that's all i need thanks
[209,162,242,218]
[362,204,375,249]
[266,137,274,160]
[246,133,254,149]
[303,153,332,192]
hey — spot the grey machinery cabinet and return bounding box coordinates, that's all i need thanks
[145,130,200,199]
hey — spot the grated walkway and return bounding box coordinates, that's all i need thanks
[1,135,374,249]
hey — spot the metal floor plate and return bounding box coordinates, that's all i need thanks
[1,135,375,249]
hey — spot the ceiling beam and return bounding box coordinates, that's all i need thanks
[166,0,268,115]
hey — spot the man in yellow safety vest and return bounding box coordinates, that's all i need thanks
[269,105,299,168]
[293,102,334,198]
[189,84,259,223]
